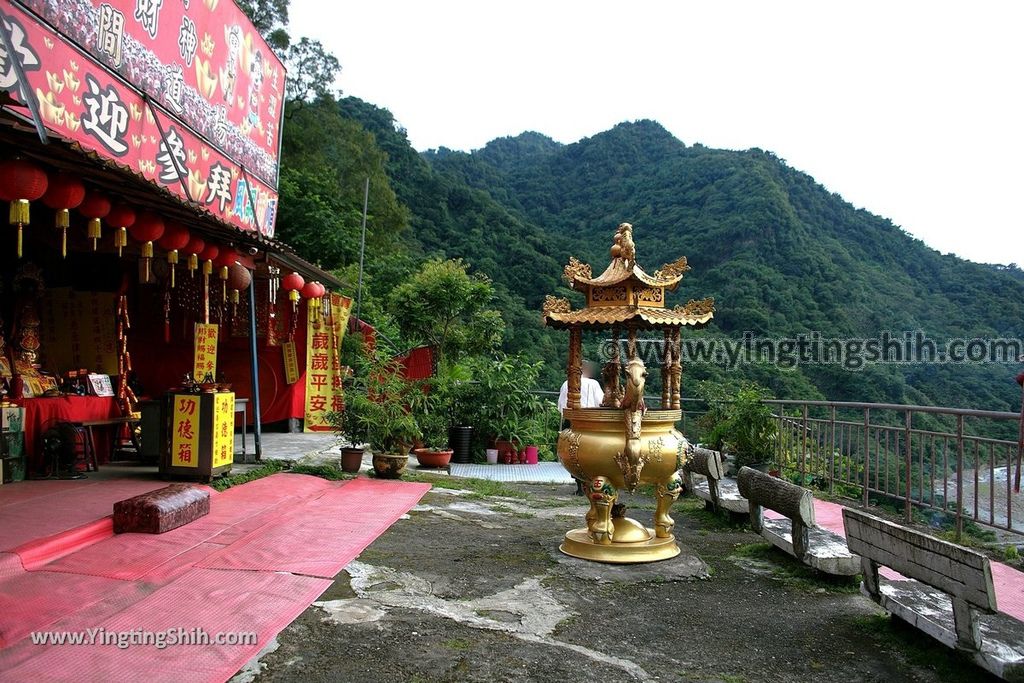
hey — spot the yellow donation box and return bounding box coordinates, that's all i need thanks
[161,391,235,482]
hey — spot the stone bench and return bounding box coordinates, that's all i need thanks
[843,508,1024,680]
[737,466,859,576]
[113,484,210,534]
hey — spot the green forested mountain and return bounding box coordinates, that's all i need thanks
[417,119,1024,411]
[279,95,1024,411]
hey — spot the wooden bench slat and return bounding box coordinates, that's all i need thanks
[843,508,996,613]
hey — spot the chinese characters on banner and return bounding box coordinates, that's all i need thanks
[211,392,234,468]
[171,394,199,468]
[193,322,218,380]
[281,340,299,385]
[0,4,280,235]
[303,295,352,432]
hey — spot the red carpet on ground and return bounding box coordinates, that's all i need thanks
[0,473,430,682]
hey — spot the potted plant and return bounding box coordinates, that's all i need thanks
[469,354,544,464]
[330,348,421,479]
[409,380,453,469]
[330,393,367,473]
[696,381,778,474]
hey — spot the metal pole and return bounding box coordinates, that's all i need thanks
[800,403,808,483]
[247,272,262,461]
[1015,381,1023,493]
[355,177,369,325]
[904,409,913,523]
[862,408,871,508]
[829,405,836,495]
[956,414,964,541]
[0,11,48,145]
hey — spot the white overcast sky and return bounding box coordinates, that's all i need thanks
[289,1,1022,266]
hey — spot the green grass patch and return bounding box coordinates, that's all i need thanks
[399,471,529,500]
[851,614,982,679]
[442,638,471,651]
[730,542,860,593]
[289,463,356,480]
[211,460,290,491]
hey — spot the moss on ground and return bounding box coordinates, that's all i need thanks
[729,542,860,594]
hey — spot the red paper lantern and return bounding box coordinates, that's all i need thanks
[78,190,111,250]
[0,158,48,257]
[282,272,304,302]
[227,263,252,291]
[212,247,237,301]
[128,210,164,283]
[213,246,238,268]
[129,210,165,244]
[157,222,189,288]
[158,221,190,251]
[300,281,322,299]
[41,171,86,258]
[106,203,137,256]
[184,235,205,277]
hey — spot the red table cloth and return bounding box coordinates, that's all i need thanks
[20,396,121,475]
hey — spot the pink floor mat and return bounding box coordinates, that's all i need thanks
[0,568,332,683]
[0,473,429,682]
[0,479,169,551]
[197,478,431,578]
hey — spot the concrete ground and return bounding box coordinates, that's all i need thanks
[234,475,998,683]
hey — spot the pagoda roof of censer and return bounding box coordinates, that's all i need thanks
[541,300,714,330]
[542,222,715,330]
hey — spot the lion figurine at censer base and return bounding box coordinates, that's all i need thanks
[543,222,715,563]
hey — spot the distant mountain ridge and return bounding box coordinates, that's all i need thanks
[339,100,1024,411]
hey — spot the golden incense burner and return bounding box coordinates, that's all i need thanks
[543,223,715,563]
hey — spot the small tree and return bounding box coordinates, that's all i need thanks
[331,347,420,454]
[388,259,504,366]
[696,380,777,469]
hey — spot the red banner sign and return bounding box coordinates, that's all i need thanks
[0,2,280,236]
[21,0,284,187]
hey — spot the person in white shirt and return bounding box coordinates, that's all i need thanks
[558,360,603,412]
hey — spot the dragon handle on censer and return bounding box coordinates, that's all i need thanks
[543,223,715,563]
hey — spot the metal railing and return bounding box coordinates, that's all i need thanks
[540,390,1024,537]
[764,399,1023,537]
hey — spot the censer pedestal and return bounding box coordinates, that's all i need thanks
[560,518,680,564]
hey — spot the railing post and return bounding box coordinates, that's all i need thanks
[800,403,809,484]
[862,407,871,508]
[956,414,964,542]
[904,409,913,524]
[829,405,837,495]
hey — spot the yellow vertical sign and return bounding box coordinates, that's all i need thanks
[193,323,219,380]
[282,341,299,385]
[211,392,234,468]
[171,395,200,468]
[303,313,334,433]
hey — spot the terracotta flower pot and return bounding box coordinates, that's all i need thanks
[413,448,452,468]
[340,447,364,473]
[372,452,408,479]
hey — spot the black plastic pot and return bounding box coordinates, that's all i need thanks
[448,426,474,464]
